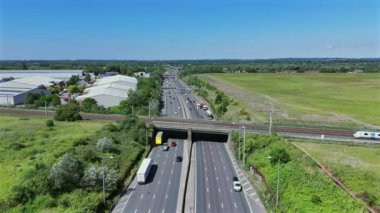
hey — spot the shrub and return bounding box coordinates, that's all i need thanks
[96,137,114,152]
[311,194,322,205]
[46,120,54,127]
[48,153,83,191]
[269,147,291,164]
[9,142,26,150]
[81,166,118,191]
[54,103,82,121]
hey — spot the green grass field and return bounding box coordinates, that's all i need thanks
[293,141,380,208]
[0,115,106,200]
[202,73,380,127]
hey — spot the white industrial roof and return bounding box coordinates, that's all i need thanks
[0,80,41,96]
[77,87,129,100]
[84,82,136,94]
[0,70,82,81]
[76,75,137,107]
[12,76,62,87]
[94,74,138,86]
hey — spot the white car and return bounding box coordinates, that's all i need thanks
[233,177,242,192]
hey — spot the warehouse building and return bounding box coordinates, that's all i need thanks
[0,77,59,105]
[76,75,137,108]
[0,70,82,81]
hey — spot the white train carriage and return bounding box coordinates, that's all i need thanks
[353,130,380,140]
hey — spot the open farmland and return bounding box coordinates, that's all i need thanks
[200,73,380,128]
[293,141,380,210]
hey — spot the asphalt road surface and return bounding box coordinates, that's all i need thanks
[122,139,184,213]
[196,141,251,213]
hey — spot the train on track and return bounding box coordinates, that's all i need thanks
[353,130,380,140]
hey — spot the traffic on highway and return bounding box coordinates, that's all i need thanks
[114,68,256,213]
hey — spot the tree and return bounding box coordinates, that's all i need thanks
[269,147,290,164]
[24,92,43,105]
[96,137,114,152]
[84,73,91,83]
[81,166,118,191]
[48,153,82,191]
[54,102,82,121]
[82,98,98,113]
[50,94,61,107]
[67,75,79,86]
[67,85,81,94]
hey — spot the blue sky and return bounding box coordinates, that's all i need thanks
[0,0,379,60]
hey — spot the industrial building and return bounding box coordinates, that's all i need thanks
[0,77,60,105]
[76,75,137,108]
[0,70,82,81]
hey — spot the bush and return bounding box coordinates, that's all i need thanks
[96,137,114,152]
[9,142,26,150]
[311,194,322,205]
[81,166,118,191]
[269,147,290,164]
[48,153,83,191]
[46,120,54,127]
[54,103,82,121]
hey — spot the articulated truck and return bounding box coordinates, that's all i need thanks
[136,158,152,184]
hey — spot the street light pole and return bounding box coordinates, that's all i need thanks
[102,156,113,207]
[276,158,280,210]
[242,125,246,165]
[238,127,241,161]
[268,156,280,210]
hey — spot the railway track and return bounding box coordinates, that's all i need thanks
[0,108,354,137]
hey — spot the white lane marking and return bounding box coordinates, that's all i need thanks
[158,180,160,185]
[214,166,216,171]
[216,177,219,181]
[234,202,237,208]
[169,180,171,185]
[135,209,138,213]
[212,158,215,162]
[153,194,156,199]
[208,203,211,209]
[164,161,166,165]
[140,194,144,199]
[165,194,168,199]
[148,209,151,213]
[218,188,221,193]
[224,166,226,170]
[207,187,209,192]
[171,169,173,174]
[206,177,208,182]
[221,203,224,209]
[162,209,165,213]
[205,167,207,171]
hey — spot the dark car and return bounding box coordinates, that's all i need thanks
[171,141,177,147]
[176,156,182,162]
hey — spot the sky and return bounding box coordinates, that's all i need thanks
[0,0,379,60]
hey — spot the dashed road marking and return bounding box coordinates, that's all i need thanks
[153,194,156,199]
[140,194,144,199]
[207,187,209,192]
[208,203,211,209]
[221,203,224,208]
[169,180,171,185]
[214,166,216,171]
[218,188,221,193]
[216,177,219,181]
[135,209,138,213]
[165,194,168,199]
[234,202,237,208]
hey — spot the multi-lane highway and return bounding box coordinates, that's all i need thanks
[163,70,252,212]
[195,141,251,213]
[123,139,184,213]
[114,71,188,213]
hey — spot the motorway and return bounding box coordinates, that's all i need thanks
[163,70,253,212]
[122,138,184,213]
[114,71,188,213]
[195,141,250,213]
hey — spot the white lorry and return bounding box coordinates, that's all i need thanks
[136,158,152,184]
